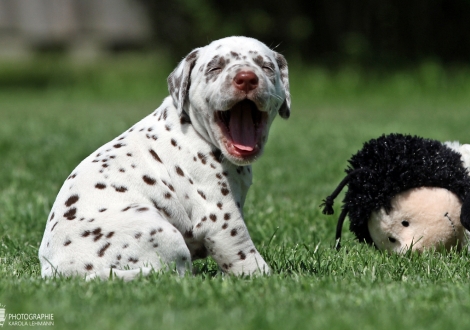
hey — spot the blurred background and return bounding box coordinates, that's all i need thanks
[1,0,470,66]
[1,0,469,104]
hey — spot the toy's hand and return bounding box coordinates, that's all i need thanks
[461,193,470,231]
[458,144,470,170]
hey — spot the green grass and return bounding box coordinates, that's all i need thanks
[1,55,470,329]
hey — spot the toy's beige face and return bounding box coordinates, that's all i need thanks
[368,187,466,253]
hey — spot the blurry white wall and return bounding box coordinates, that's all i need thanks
[0,0,151,58]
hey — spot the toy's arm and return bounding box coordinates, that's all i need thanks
[444,142,470,170]
[458,144,470,170]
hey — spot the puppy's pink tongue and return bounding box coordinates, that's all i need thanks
[229,103,256,151]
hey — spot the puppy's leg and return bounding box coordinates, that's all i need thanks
[202,220,270,276]
[40,205,191,280]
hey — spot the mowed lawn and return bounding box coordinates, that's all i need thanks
[1,57,470,329]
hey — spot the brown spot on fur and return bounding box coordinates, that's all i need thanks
[63,208,77,220]
[210,214,217,222]
[65,195,79,207]
[197,190,206,200]
[149,149,163,163]
[143,175,156,185]
[64,240,72,246]
[197,152,207,164]
[253,55,264,67]
[85,264,93,271]
[98,242,111,257]
[113,185,128,193]
[230,51,240,59]
[230,229,237,236]
[95,183,106,189]
[162,180,175,192]
[175,166,185,176]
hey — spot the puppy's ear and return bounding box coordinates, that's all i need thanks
[167,49,200,115]
[274,52,291,119]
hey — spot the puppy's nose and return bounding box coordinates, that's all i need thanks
[233,71,259,93]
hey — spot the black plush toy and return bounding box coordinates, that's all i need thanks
[322,133,470,252]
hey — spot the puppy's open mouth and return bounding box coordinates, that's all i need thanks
[216,99,268,158]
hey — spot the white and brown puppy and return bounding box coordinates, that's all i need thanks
[39,36,290,280]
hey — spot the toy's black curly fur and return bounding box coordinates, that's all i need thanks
[323,133,470,245]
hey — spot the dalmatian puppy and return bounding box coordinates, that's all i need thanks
[38,36,291,280]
